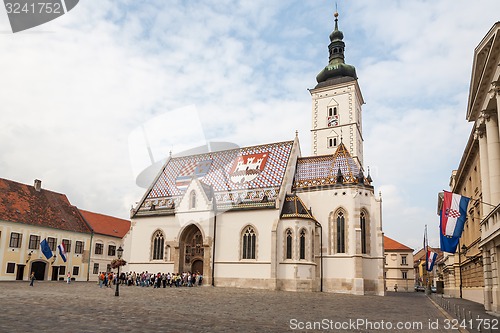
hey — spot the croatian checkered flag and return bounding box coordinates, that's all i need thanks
[439,191,470,253]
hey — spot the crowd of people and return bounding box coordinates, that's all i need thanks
[98,271,203,288]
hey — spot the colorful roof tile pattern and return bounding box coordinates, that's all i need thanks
[139,141,294,212]
[280,194,317,221]
[79,209,131,238]
[0,178,91,234]
[294,142,364,189]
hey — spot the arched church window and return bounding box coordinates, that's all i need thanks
[286,229,292,259]
[328,107,333,117]
[242,226,256,259]
[360,211,369,254]
[336,212,345,253]
[299,229,306,260]
[152,230,164,260]
[333,107,337,116]
[190,190,196,209]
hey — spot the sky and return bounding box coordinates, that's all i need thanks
[1,0,499,251]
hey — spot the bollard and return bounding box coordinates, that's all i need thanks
[477,314,481,333]
[457,305,461,319]
[462,308,466,321]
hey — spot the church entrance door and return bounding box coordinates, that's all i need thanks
[179,224,204,274]
[192,259,203,275]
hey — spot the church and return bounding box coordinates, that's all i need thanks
[124,12,385,295]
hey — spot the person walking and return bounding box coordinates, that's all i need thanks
[67,272,71,284]
[29,272,35,287]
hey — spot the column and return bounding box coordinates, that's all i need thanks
[483,110,500,206]
[475,122,491,216]
[483,248,493,311]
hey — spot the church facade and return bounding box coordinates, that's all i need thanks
[124,13,385,295]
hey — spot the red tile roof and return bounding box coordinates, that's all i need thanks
[0,178,91,234]
[79,209,130,238]
[384,235,413,252]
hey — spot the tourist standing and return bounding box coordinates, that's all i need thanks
[29,272,35,287]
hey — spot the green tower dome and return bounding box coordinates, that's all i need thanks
[316,12,357,88]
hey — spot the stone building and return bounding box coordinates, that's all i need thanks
[124,13,385,295]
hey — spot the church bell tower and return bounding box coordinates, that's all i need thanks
[310,12,365,167]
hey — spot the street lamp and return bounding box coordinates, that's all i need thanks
[115,246,123,297]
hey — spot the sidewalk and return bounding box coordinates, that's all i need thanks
[429,293,499,333]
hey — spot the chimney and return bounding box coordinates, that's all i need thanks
[34,179,42,192]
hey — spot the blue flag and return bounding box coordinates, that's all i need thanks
[40,239,53,260]
[439,191,470,253]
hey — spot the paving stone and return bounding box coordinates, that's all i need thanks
[0,282,459,332]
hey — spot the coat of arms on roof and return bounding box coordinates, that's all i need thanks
[229,152,269,184]
[175,159,212,190]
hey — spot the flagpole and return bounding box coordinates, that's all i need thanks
[443,191,496,208]
[458,240,463,299]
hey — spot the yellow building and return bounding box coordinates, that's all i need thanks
[0,178,131,282]
[443,21,500,313]
[0,178,92,281]
[383,236,414,292]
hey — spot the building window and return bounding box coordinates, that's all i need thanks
[28,235,40,250]
[360,212,367,254]
[95,243,103,255]
[286,229,292,259]
[152,230,164,260]
[108,245,116,257]
[73,266,79,276]
[401,255,407,265]
[106,264,111,272]
[93,263,99,274]
[62,239,71,253]
[75,241,84,254]
[47,237,57,251]
[6,262,15,273]
[190,190,196,209]
[9,232,22,248]
[336,212,345,253]
[327,137,338,148]
[328,106,338,117]
[299,229,306,260]
[402,271,408,279]
[242,226,256,259]
[59,266,66,275]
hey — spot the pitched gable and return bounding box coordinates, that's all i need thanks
[134,140,294,216]
[294,142,367,189]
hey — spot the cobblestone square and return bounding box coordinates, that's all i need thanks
[0,281,460,332]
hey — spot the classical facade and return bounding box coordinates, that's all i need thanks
[383,236,414,292]
[0,178,131,282]
[441,21,500,313]
[468,22,500,313]
[125,13,385,295]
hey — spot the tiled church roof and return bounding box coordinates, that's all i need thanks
[137,141,294,213]
[294,142,366,189]
[280,194,316,221]
[0,178,91,234]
